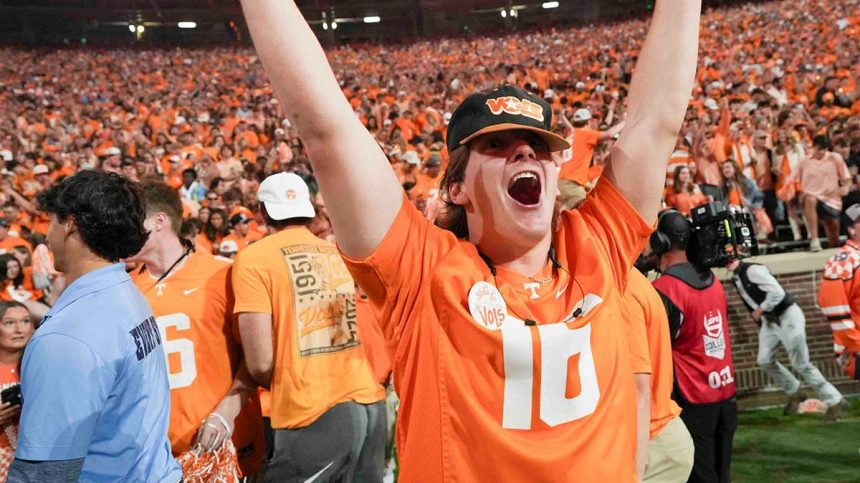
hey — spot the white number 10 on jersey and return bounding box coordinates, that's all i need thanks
[502,322,599,429]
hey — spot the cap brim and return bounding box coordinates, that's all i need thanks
[459,123,570,152]
[262,200,316,221]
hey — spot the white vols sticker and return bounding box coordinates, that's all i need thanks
[468,281,509,331]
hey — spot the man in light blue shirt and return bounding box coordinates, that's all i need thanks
[8,171,181,482]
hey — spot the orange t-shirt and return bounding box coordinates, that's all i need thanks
[0,236,32,255]
[665,189,710,216]
[131,250,264,475]
[559,128,600,185]
[232,227,384,429]
[342,178,651,481]
[624,270,682,438]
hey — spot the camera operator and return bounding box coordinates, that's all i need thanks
[726,259,844,419]
[650,210,737,483]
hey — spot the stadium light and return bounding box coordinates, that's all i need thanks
[510,8,518,18]
[363,16,381,23]
[543,1,560,8]
[128,24,136,32]
[331,21,338,29]
[501,9,507,18]
[322,21,328,30]
[136,25,145,33]
[177,21,197,29]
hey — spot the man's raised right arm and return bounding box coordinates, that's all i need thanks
[240,0,403,259]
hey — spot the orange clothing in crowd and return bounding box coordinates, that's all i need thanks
[665,189,710,216]
[819,239,860,380]
[624,270,683,438]
[665,150,691,187]
[195,233,222,255]
[792,153,850,210]
[132,250,264,476]
[355,294,392,385]
[343,179,650,481]
[1,267,43,303]
[232,227,384,430]
[0,236,32,256]
[559,128,599,185]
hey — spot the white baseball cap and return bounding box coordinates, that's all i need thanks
[573,108,592,123]
[257,172,315,221]
[219,239,239,254]
[403,151,421,166]
[33,165,49,175]
[704,98,720,111]
[105,146,121,156]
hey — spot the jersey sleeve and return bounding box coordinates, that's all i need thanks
[232,249,273,314]
[571,177,654,290]
[16,334,112,461]
[340,196,458,353]
[623,301,652,375]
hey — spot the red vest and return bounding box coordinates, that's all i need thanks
[653,272,736,404]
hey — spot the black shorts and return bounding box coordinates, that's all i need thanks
[816,200,841,220]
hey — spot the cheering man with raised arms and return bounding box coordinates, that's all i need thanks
[240,0,702,481]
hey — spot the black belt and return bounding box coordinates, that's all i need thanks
[765,294,796,321]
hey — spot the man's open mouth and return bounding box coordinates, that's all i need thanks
[507,171,541,206]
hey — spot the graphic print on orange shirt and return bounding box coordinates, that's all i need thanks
[283,244,359,356]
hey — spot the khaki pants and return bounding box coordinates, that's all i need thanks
[644,416,694,482]
[558,179,587,210]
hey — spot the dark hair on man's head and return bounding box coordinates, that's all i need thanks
[36,170,148,261]
[437,146,471,239]
[261,204,311,229]
[222,187,243,203]
[141,181,183,235]
[812,135,831,150]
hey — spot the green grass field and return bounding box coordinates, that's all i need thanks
[733,396,860,483]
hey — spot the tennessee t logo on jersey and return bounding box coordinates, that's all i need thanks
[485,97,545,122]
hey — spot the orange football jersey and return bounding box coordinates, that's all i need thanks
[132,250,264,475]
[343,178,650,481]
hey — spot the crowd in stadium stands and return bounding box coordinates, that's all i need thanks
[0,0,853,297]
[0,0,854,478]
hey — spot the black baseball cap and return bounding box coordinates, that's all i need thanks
[445,85,570,154]
[658,210,693,244]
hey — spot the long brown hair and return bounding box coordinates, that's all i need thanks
[436,146,472,239]
[672,164,694,195]
[721,159,751,197]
